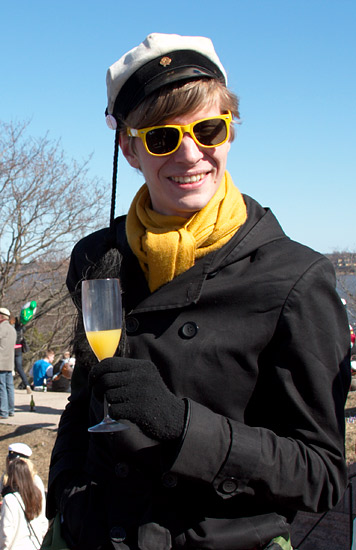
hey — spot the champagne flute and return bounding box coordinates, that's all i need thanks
[82,278,128,432]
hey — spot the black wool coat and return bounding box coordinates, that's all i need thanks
[48,195,351,550]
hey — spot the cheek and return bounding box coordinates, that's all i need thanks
[135,147,167,180]
[209,143,230,170]
[219,142,231,165]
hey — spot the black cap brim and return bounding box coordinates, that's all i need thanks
[113,49,226,121]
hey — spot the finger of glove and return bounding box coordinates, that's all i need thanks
[89,357,154,384]
[105,380,152,404]
[104,365,168,404]
[108,397,186,441]
[89,357,123,382]
[92,359,162,390]
[92,366,153,398]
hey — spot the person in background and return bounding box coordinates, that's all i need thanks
[47,33,350,550]
[51,351,75,393]
[0,444,46,500]
[9,316,32,395]
[350,354,356,391]
[0,443,48,549]
[31,350,55,391]
[0,308,17,420]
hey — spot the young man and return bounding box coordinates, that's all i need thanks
[47,34,350,550]
[31,349,55,390]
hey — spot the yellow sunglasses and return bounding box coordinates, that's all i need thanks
[127,111,232,157]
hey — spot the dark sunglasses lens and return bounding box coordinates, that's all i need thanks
[146,128,180,154]
[194,119,227,146]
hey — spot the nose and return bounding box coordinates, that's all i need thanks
[174,132,203,163]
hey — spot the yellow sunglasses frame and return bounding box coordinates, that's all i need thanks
[127,111,232,157]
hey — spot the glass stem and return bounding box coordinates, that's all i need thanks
[104,396,109,417]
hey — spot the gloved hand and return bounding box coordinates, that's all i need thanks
[89,357,186,441]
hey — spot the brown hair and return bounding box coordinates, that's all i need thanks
[6,458,42,521]
[122,78,240,140]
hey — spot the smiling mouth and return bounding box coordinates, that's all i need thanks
[170,174,206,184]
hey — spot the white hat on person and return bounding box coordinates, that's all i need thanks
[106,32,228,126]
[0,307,11,317]
[8,443,33,459]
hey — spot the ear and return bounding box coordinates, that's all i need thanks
[119,132,141,169]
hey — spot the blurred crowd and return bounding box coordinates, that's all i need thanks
[0,305,75,420]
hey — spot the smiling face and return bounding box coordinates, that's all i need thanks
[120,103,231,218]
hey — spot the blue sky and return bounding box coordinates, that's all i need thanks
[1,0,355,254]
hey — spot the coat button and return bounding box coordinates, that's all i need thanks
[161,472,178,488]
[110,526,126,543]
[179,322,199,339]
[115,462,129,478]
[220,477,238,494]
[126,316,139,333]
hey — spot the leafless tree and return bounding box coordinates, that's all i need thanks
[327,254,356,323]
[0,119,111,369]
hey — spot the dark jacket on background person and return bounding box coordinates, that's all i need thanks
[47,195,350,550]
[51,360,71,392]
[14,321,28,356]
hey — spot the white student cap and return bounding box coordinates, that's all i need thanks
[8,443,33,458]
[105,33,228,127]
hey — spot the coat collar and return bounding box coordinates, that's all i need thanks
[116,195,287,314]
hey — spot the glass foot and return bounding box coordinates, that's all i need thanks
[88,415,129,433]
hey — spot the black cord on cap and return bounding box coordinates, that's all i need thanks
[109,128,120,231]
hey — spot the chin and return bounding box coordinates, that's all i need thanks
[181,195,213,213]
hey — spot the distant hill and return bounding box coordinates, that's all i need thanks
[326,252,356,274]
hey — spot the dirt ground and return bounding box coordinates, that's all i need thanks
[0,423,56,488]
[345,388,356,463]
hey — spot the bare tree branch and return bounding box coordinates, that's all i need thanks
[0,119,111,300]
[0,119,111,365]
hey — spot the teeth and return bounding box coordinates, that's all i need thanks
[171,174,205,184]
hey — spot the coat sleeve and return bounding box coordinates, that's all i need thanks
[0,496,19,550]
[46,230,110,519]
[46,366,91,518]
[170,256,350,513]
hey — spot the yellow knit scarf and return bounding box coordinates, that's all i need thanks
[126,171,247,292]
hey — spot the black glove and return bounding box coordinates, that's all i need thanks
[89,357,186,441]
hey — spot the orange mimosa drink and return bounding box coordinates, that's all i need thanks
[86,329,122,360]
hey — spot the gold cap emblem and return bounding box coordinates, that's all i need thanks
[160,56,172,67]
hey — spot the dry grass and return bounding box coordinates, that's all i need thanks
[345,389,356,464]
